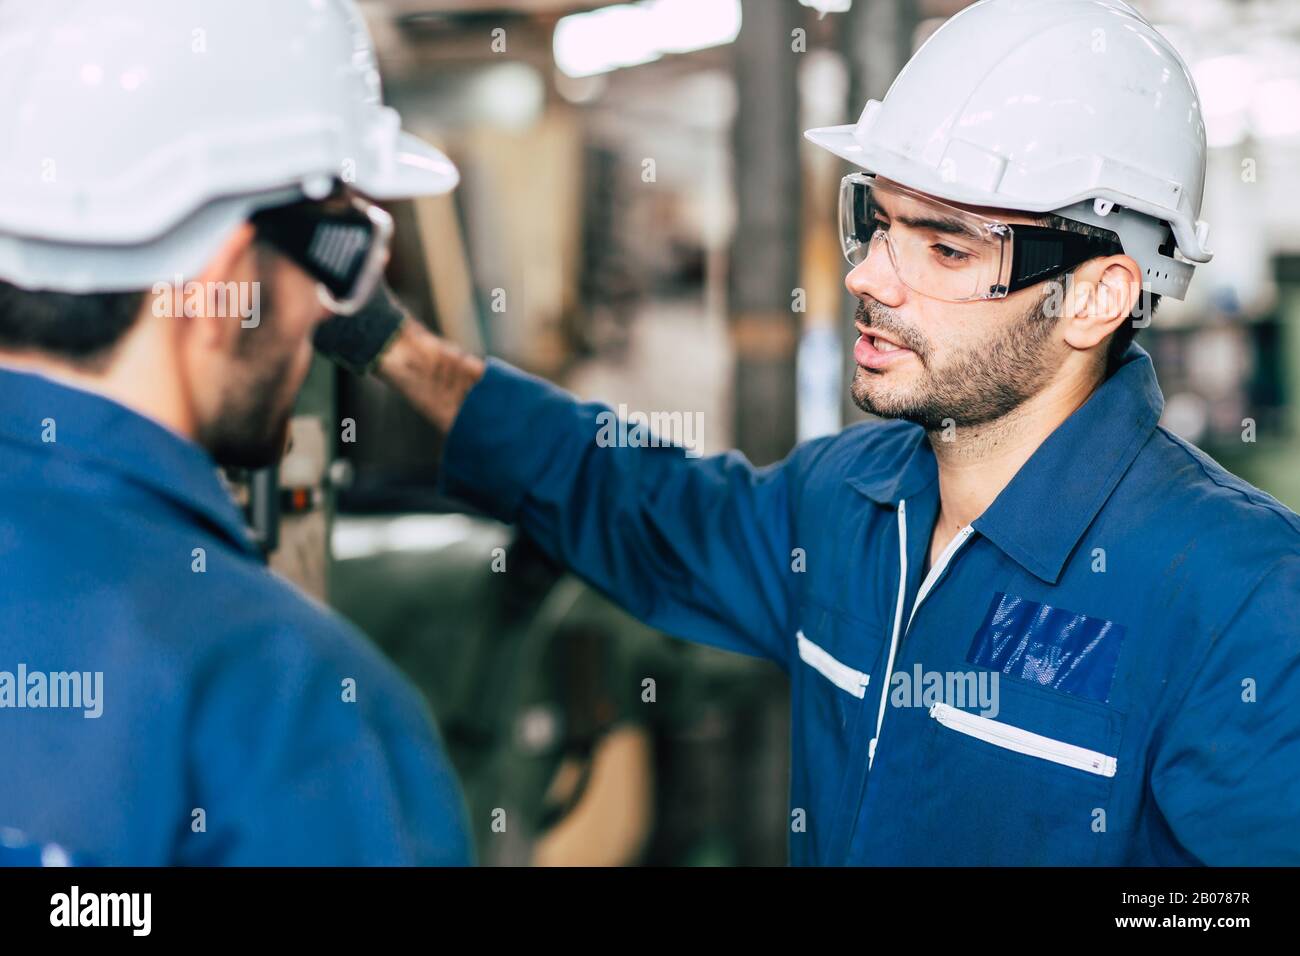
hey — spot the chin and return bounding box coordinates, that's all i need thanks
[851,379,937,428]
[851,370,897,416]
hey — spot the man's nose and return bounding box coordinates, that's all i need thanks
[845,233,905,308]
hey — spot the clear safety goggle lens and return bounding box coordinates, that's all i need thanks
[838,173,1012,302]
[252,192,394,316]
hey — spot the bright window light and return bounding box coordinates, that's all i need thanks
[1193,54,1256,148]
[553,0,742,79]
[798,0,851,13]
[1251,76,1300,141]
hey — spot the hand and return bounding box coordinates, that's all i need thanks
[312,281,408,376]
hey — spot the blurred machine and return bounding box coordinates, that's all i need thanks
[331,519,788,865]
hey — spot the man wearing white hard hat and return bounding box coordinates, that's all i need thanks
[364,0,1299,864]
[0,0,470,864]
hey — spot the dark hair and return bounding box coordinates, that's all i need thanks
[0,281,146,369]
[1035,212,1160,372]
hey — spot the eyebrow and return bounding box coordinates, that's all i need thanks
[894,213,984,241]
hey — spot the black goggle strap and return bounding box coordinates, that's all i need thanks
[250,199,377,299]
[1000,223,1123,296]
[849,180,874,244]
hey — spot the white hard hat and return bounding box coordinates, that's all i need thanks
[805,0,1211,300]
[0,0,458,293]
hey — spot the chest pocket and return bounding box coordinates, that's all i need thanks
[790,602,884,860]
[916,676,1125,865]
[967,592,1125,704]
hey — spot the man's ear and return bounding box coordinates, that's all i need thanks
[1061,255,1141,353]
[180,222,258,350]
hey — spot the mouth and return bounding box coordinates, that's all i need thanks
[854,324,917,370]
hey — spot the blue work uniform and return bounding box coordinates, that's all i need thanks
[440,343,1300,865]
[0,367,471,866]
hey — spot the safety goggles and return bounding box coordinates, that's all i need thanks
[839,173,1123,302]
[251,188,393,315]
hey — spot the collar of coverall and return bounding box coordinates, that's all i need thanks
[0,365,261,558]
[846,340,1166,585]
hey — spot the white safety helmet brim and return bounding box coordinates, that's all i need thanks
[0,128,458,296]
[359,131,460,201]
[0,192,292,295]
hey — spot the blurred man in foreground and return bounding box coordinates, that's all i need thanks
[0,0,470,865]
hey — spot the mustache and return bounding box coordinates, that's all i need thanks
[854,301,927,359]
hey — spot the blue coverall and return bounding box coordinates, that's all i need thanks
[439,342,1300,865]
[0,367,471,865]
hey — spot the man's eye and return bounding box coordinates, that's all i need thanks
[932,243,971,262]
[872,217,890,231]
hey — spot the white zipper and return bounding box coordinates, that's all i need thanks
[906,523,975,634]
[796,630,870,698]
[930,701,1118,777]
[868,500,975,768]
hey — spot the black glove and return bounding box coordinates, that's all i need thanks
[312,281,408,375]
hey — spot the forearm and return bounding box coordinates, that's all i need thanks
[376,317,485,434]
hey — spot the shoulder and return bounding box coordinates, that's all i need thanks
[192,561,432,733]
[1135,426,1300,555]
[1108,425,1300,625]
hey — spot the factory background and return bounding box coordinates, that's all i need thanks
[239,0,1300,865]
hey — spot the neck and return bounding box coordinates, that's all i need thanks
[0,320,197,440]
[927,365,1103,535]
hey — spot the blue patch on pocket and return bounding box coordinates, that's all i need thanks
[966,593,1124,703]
